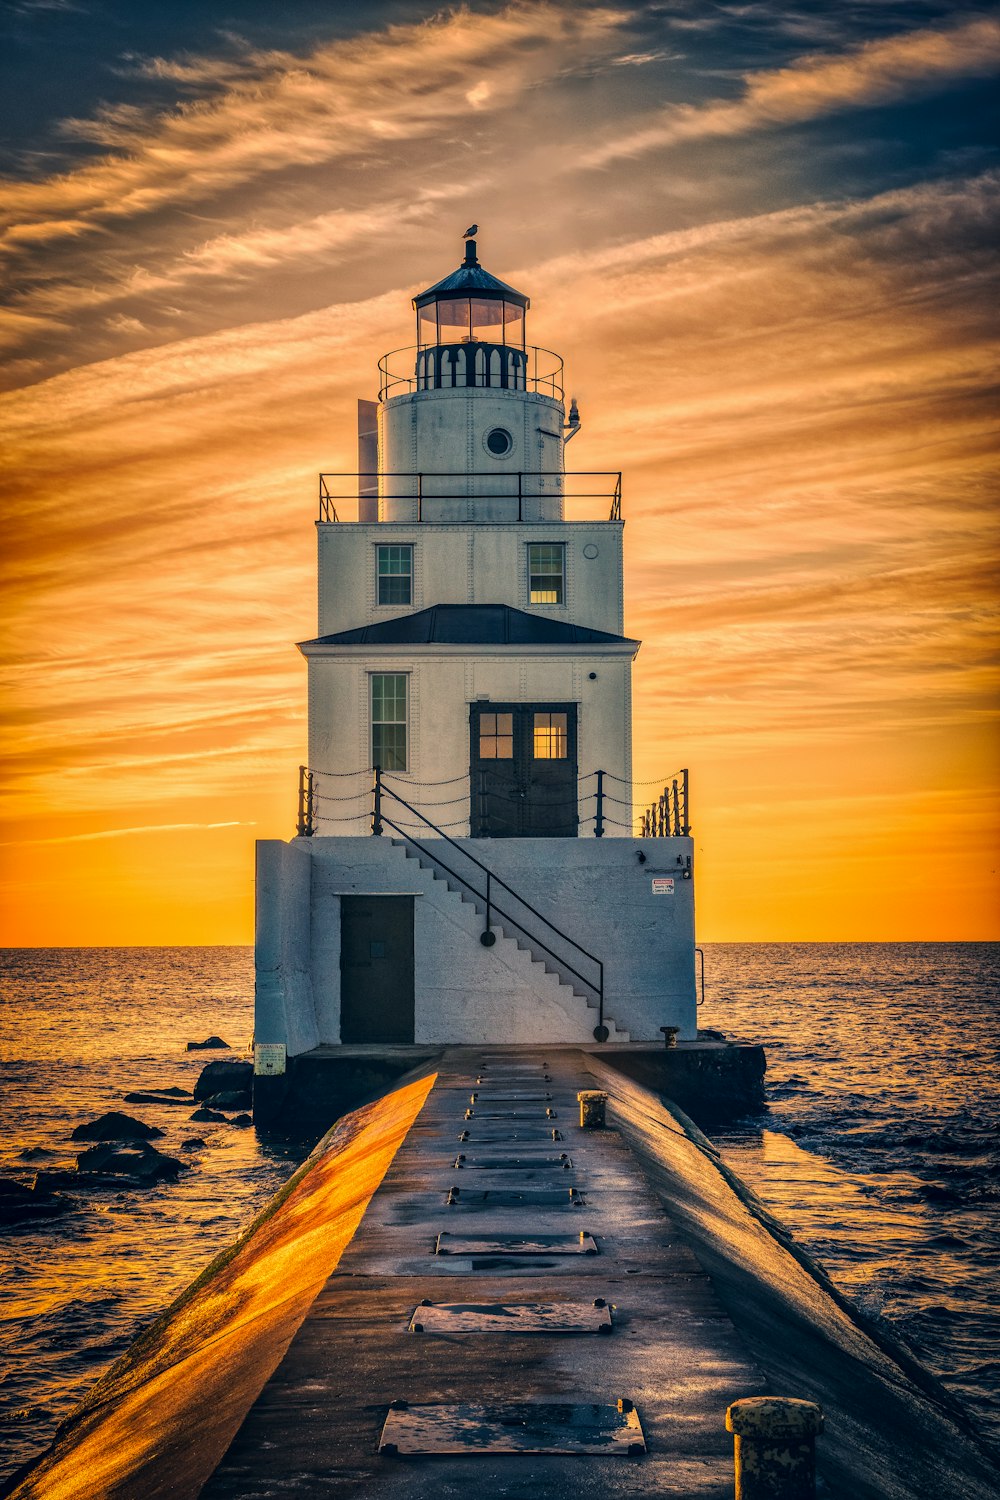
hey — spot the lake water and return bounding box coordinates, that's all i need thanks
[1,942,997,1482]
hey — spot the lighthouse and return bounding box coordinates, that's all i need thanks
[254,232,697,1084]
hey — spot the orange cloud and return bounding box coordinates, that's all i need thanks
[589,15,1000,163]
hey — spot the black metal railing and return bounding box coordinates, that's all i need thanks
[641,771,690,838]
[298,765,691,840]
[378,342,564,402]
[318,471,622,524]
[373,767,609,1041]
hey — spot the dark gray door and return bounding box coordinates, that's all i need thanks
[340,896,414,1043]
[470,703,578,837]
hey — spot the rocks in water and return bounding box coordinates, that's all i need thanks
[75,1142,186,1183]
[230,1114,253,1128]
[71,1111,164,1143]
[17,1145,54,1161]
[186,1036,231,1051]
[180,1137,207,1150]
[122,1092,193,1106]
[189,1107,227,1124]
[193,1059,253,1101]
[31,1169,132,1193]
[204,1090,252,1111]
[0,1177,76,1225]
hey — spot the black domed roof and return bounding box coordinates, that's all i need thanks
[413,241,529,310]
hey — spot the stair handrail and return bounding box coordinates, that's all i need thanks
[375,772,608,1040]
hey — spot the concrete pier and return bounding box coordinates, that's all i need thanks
[211,1047,766,1497]
[8,1050,996,1500]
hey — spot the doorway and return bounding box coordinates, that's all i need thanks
[339,895,415,1043]
[470,702,578,837]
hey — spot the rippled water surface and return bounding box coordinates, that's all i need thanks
[0,942,998,1484]
[699,941,1000,1450]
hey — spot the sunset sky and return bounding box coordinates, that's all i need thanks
[2,0,997,945]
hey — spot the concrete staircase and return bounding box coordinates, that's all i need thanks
[389,838,629,1042]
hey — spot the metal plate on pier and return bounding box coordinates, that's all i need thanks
[459,1127,562,1143]
[407,1301,612,1334]
[446,1186,584,1207]
[378,1400,644,1456]
[453,1155,572,1170]
[435,1231,598,1256]
[470,1098,551,1110]
[477,1074,552,1085]
[465,1108,557,1120]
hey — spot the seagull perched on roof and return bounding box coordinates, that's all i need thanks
[463,224,478,238]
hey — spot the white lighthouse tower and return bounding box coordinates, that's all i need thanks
[254,232,696,1076]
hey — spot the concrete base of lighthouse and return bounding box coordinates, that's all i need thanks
[254,834,698,1054]
[251,832,760,1136]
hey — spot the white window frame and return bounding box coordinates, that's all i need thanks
[370,672,409,772]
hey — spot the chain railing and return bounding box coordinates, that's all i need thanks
[640,770,690,838]
[297,765,691,840]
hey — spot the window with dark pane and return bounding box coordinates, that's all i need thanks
[371,674,408,771]
[377,544,412,605]
[479,711,513,759]
[528,543,565,605]
[533,711,568,759]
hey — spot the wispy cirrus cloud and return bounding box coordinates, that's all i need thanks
[0,4,625,251]
[588,14,1000,163]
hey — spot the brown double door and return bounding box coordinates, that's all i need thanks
[470,702,578,837]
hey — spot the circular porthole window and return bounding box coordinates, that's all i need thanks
[484,426,513,458]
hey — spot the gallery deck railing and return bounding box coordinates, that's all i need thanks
[318,471,622,523]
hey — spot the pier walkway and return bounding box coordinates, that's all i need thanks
[202,1048,766,1499]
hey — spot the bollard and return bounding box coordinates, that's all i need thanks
[577,1090,607,1128]
[726,1397,824,1500]
[660,1025,679,1048]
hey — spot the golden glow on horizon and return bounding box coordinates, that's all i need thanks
[1,4,997,943]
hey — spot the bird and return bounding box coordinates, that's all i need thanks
[463,224,478,238]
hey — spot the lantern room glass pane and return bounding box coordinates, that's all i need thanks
[417,305,437,347]
[471,298,504,343]
[503,302,525,347]
[436,298,471,343]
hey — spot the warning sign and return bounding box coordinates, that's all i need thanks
[651,877,675,895]
[254,1042,287,1076]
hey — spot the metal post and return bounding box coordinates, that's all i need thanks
[480,870,496,947]
[372,765,383,836]
[726,1398,823,1500]
[517,470,523,522]
[306,771,315,836]
[417,473,423,523]
[671,778,679,836]
[595,770,605,838]
[682,767,690,835]
[296,765,309,838]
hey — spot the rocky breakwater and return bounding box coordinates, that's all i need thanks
[2,1054,255,1228]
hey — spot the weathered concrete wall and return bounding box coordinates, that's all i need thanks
[2,1071,438,1500]
[256,835,696,1050]
[587,1057,998,1500]
[308,839,628,1044]
[254,839,318,1056]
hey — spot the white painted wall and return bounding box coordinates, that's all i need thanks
[379,387,565,522]
[316,521,625,637]
[255,834,697,1050]
[254,840,319,1055]
[302,644,635,836]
